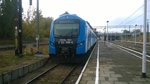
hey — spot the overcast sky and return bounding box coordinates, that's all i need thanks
[22,0,144,27]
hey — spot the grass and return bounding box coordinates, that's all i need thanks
[0,45,49,73]
[121,34,150,43]
[0,39,14,45]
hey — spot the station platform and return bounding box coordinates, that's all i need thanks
[78,41,150,84]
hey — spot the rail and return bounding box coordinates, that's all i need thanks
[25,64,59,84]
[25,64,78,84]
[61,65,77,84]
[112,43,150,62]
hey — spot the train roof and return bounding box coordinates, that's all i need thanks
[55,12,84,21]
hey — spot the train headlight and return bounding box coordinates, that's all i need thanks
[50,41,55,46]
[77,41,84,47]
[70,41,73,44]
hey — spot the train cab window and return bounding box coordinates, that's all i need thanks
[54,22,79,37]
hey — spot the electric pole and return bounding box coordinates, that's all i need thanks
[15,0,23,56]
[36,0,40,53]
[142,0,147,78]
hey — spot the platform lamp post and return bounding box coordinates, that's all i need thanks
[106,21,109,42]
[142,0,147,78]
[128,25,131,42]
[121,30,123,42]
[147,19,149,42]
[135,24,137,45]
[103,27,106,41]
[124,27,126,41]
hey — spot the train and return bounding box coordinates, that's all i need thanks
[49,12,97,63]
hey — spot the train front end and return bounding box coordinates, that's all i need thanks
[49,18,80,62]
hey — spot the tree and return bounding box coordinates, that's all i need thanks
[123,29,130,34]
[39,17,53,38]
[132,29,141,36]
[23,9,53,41]
[122,29,131,40]
[0,0,16,39]
[0,0,53,42]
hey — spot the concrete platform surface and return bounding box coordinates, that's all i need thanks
[79,41,150,84]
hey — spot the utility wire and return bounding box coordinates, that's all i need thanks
[125,14,143,24]
[119,5,144,25]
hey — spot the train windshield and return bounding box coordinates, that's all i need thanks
[54,20,79,37]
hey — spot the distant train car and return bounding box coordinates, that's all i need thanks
[49,12,97,63]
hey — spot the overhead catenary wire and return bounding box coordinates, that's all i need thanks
[125,14,143,24]
[119,5,144,25]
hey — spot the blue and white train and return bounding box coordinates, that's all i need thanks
[49,12,97,62]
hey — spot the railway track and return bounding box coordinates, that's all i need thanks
[112,43,150,62]
[3,42,95,84]
[1,44,95,84]
[112,41,150,55]
[25,64,77,84]
[25,63,59,84]
[0,42,48,51]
